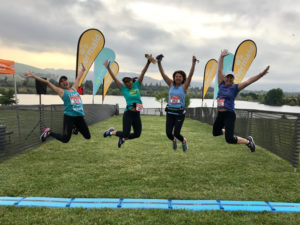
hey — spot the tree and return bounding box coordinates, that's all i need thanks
[263,88,283,106]
[0,89,17,105]
[155,90,168,116]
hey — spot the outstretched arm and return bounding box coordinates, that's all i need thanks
[238,66,270,91]
[184,56,198,92]
[104,60,122,89]
[157,56,172,87]
[218,49,228,85]
[138,56,152,84]
[73,63,86,90]
[24,72,64,97]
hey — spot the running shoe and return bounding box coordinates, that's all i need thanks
[246,136,256,152]
[40,128,51,142]
[156,54,164,61]
[103,127,114,137]
[145,54,156,64]
[182,138,188,152]
[118,138,125,148]
[172,138,177,150]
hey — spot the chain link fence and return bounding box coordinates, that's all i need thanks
[0,104,118,160]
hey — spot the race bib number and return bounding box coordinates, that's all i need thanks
[136,103,143,112]
[170,96,181,104]
[217,98,225,107]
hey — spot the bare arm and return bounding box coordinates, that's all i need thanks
[138,57,152,84]
[184,56,198,92]
[24,72,64,97]
[157,56,172,87]
[72,63,86,90]
[104,60,122,89]
[238,66,270,91]
[218,49,228,85]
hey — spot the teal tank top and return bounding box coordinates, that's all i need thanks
[120,80,142,112]
[61,88,85,116]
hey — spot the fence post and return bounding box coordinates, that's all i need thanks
[294,116,300,172]
[247,111,253,137]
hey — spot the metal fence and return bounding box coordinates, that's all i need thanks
[0,104,118,160]
[185,107,300,171]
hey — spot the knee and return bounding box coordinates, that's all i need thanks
[225,135,237,144]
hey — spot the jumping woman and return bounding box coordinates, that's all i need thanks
[24,64,91,143]
[103,55,155,148]
[213,49,270,152]
[157,54,198,152]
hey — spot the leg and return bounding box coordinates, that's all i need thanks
[50,115,73,143]
[223,111,238,144]
[173,114,185,142]
[116,111,132,138]
[213,111,225,136]
[166,113,176,141]
[128,112,142,139]
[74,116,91,139]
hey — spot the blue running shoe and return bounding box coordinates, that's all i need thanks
[246,136,256,152]
[103,127,114,137]
[173,138,177,150]
[182,138,188,152]
[118,138,125,148]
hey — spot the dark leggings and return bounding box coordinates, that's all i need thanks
[116,110,142,139]
[212,111,237,144]
[50,115,91,143]
[166,113,185,142]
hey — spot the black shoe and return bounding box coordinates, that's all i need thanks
[103,127,114,137]
[156,54,164,61]
[118,138,125,148]
[246,136,256,152]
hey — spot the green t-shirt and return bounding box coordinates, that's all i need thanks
[121,80,142,111]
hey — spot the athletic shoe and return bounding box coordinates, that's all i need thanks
[118,138,125,148]
[103,127,114,137]
[145,54,156,64]
[40,128,51,142]
[246,136,256,152]
[172,138,177,150]
[182,138,188,152]
[156,54,164,61]
[72,127,78,135]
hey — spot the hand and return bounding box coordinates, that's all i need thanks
[220,49,228,58]
[261,65,270,76]
[24,72,34,78]
[156,54,164,62]
[104,60,110,68]
[80,63,86,73]
[192,56,199,63]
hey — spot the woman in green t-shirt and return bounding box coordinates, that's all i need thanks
[103,55,155,148]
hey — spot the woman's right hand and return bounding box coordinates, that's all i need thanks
[220,49,228,58]
[24,72,34,78]
[104,60,110,68]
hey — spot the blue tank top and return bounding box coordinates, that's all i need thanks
[168,84,186,108]
[61,88,85,116]
[217,81,239,112]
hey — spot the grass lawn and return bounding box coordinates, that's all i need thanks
[0,115,300,224]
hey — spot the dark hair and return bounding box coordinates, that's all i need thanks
[59,75,68,83]
[172,70,186,85]
[122,77,138,83]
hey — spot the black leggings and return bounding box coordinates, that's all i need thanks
[116,110,142,139]
[50,115,91,143]
[212,111,237,144]
[166,113,185,142]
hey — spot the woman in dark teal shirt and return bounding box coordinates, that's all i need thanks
[103,55,155,148]
[24,64,90,143]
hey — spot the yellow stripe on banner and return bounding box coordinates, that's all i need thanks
[203,59,218,99]
[77,29,105,86]
[102,62,119,101]
[233,40,257,84]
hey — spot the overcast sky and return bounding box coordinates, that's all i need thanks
[1,0,299,91]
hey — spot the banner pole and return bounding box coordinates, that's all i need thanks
[13,74,18,104]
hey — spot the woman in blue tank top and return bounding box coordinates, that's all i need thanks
[24,63,91,143]
[157,54,198,152]
[213,49,270,152]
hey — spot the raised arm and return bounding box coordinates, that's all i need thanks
[138,56,152,84]
[24,72,64,97]
[157,55,172,87]
[73,63,86,90]
[104,60,122,89]
[218,49,228,85]
[184,56,198,92]
[238,66,270,91]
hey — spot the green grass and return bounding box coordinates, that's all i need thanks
[0,115,300,224]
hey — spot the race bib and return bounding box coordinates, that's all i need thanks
[70,95,82,105]
[217,98,225,107]
[170,96,181,104]
[136,103,143,112]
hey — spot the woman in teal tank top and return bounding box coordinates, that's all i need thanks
[24,63,91,143]
[103,55,156,148]
[157,55,198,152]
